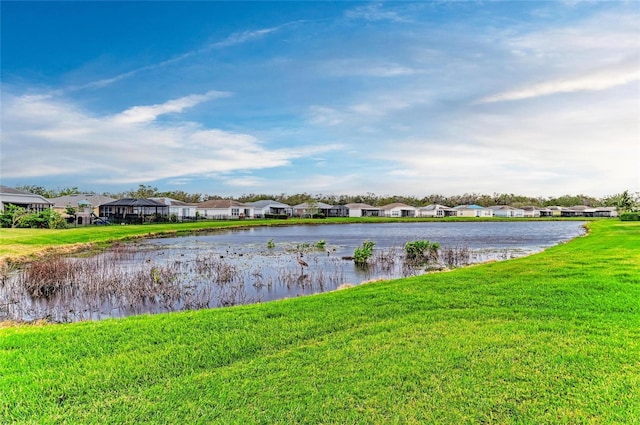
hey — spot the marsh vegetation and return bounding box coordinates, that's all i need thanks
[0,221,585,322]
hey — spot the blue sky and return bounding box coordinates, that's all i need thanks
[2,1,639,198]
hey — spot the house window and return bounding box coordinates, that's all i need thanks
[231,208,239,217]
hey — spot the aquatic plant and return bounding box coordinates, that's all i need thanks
[354,241,375,266]
[404,240,439,264]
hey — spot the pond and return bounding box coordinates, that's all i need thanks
[1,221,586,323]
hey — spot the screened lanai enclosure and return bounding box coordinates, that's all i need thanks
[99,198,170,224]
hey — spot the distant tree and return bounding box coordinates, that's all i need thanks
[306,199,319,217]
[156,190,203,203]
[15,185,54,198]
[58,187,82,196]
[612,190,638,213]
[126,184,158,199]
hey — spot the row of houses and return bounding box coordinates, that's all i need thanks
[0,186,619,225]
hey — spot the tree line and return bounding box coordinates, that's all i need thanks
[14,184,638,209]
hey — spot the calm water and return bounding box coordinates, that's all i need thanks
[2,221,586,322]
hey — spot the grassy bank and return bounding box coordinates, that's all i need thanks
[1,220,639,423]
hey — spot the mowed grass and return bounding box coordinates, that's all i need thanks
[1,220,639,423]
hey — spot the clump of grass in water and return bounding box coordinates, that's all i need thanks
[354,241,375,267]
[403,240,439,265]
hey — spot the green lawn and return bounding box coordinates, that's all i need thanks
[1,220,639,423]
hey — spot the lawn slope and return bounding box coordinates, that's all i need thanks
[1,220,639,423]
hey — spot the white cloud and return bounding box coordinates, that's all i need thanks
[113,91,232,124]
[212,27,280,48]
[478,61,640,103]
[321,59,417,78]
[375,88,640,197]
[1,91,340,184]
[345,3,409,23]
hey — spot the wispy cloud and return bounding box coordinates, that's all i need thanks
[321,59,417,78]
[113,90,232,124]
[59,23,296,94]
[212,27,280,48]
[1,91,340,184]
[478,61,640,103]
[345,3,409,23]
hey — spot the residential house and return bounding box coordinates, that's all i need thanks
[539,206,563,217]
[379,203,416,218]
[244,200,292,218]
[327,205,349,217]
[49,193,116,225]
[344,203,380,218]
[0,185,52,213]
[488,205,525,218]
[561,205,618,218]
[522,206,542,218]
[561,205,588,217]
[150,197,198,220]
[417,204,456,218]
[197,199,254,219]
[292,202,333,218]
[592,207,618,218]
[99,198,169,223]
[453,204,493,218]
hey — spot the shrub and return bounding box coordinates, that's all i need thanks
[404,240,440,263]
[264,214,289,219]
[620,212,640,221]
[354,240,375,266]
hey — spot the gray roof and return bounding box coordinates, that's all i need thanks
[345,203,378,210]
[418,204,454,211]
[48,193,116,208]
[245,200,291,208]
[150,197,196,207]
[380,203,415,210]
[293,202,334,209]
[0,186,52,206]
[197,199,249,209]
[100,198,167,208]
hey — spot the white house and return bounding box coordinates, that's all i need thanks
[453,204,493,218]
[488,205,525,218]
[379,203,416,217]
[345,203,380,218]
[417,204,456,218]
[244,200,292,217]
[150,197,197,220]
[522,206,542,218]
[196,199,254,219]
